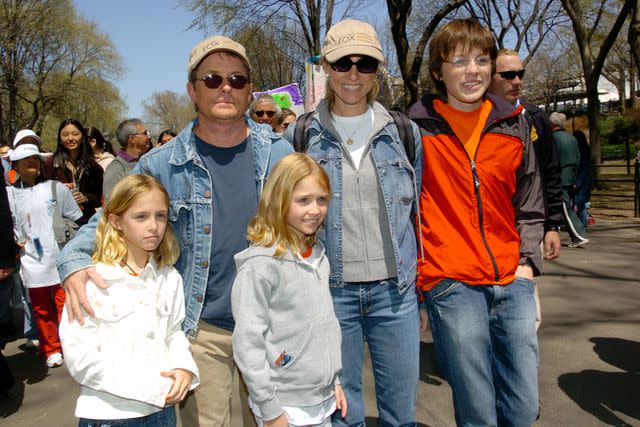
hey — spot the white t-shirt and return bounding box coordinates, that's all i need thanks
[7,180,82,288]
[332,108,374,169]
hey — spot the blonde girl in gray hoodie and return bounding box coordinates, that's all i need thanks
[232,153,347,427]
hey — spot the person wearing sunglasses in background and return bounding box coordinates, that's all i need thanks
[285,19,422,427]
[249,94,280,131]
[488,49,564,332]
[274,108,296,136]
[102,118,152,201]
[56,35,292,427]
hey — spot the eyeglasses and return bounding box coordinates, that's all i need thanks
[330,56,379,74]
[497,69,526,80]
[196,74,249,90]
[445,56,493,68]
[132,130,150,137]
[254,110,276,118]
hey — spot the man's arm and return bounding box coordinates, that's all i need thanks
[526,106,562,259]
[513,117,546,278]
[56,212,106,323]
[0,162,18,277]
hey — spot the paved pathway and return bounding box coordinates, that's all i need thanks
[1,218,638,426]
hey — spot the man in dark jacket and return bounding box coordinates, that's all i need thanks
[0,160,18,395]
[488,48,564,331]
[550,112,589,247]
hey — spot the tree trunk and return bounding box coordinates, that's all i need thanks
[630,0,640,89]
[587,88,602,169]
[631,57,638,109]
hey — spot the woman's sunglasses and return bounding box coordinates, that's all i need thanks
[196,74,249,89]
[497,69,526,80]
[330,56,379,74]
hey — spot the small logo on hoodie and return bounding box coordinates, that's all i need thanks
[275,350,294,367]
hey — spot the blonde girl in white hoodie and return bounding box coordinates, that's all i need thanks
[59,174,199,427]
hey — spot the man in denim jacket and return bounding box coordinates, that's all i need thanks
[57,35,292,426]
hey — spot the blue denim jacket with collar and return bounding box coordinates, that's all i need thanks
[57,118,293,339]
[285,101,423,294]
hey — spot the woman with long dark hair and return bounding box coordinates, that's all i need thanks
[43,119,103,224]
[86,127,115,172]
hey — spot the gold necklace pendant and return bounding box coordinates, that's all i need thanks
[346,138,354,145]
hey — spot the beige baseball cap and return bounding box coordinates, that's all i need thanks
[321,19,384,63]
[187,35,252,80]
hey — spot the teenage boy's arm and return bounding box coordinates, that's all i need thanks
[57,213,107,324]
[513,119,546,279]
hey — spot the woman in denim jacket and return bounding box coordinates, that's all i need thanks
[285,19,423,426]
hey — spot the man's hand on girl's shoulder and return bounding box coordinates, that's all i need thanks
[63,266,107,325]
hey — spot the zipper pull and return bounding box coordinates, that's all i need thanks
[471,161,480,188]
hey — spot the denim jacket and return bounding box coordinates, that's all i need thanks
[285,101,423,293]
[57,119,293,339]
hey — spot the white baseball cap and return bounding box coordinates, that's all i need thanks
[12,129,43,147]
[7,143,52,162]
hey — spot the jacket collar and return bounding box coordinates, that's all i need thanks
[408,93,523,131]
[167,117,275,180]
[96,258,160,282]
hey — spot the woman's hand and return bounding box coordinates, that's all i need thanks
[162,368,194,405]
[72,191,88,205]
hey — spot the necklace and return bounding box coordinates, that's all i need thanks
[333,111,370,145]
[122,260,140,276]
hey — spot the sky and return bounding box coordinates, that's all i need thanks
[73,0,206,118]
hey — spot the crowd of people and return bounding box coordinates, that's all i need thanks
[0,16,596,427]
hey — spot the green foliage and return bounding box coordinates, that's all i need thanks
[601,110,640,145]
[0,0,125,145]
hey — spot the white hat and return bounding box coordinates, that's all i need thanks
[13,129,43,147]
[7,143,52,162]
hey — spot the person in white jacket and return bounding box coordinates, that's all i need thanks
[59,174,199,426]
[6,142,82,369]
[232,153,346,427]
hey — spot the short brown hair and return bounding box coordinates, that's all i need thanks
[428,19,497,98]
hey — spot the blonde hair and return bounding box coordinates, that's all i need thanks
[247,153,331,257]
[92,174,179,268]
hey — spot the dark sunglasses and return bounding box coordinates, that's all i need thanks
[254,110,275,118]
[497,69,526,80]
[197,74,249,89]
[330,56,379,74]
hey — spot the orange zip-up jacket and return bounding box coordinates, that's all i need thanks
[408,94,545,292]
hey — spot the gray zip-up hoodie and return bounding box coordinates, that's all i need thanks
[231,242,342,421]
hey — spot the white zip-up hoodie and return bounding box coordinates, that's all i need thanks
[59,260,200,420]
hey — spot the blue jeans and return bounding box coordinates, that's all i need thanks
[425,278,539,427]
[78,406,176,427]
[330,279,420,427]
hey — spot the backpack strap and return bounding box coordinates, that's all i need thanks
[293,112,314,153]
[388,109,415,165]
